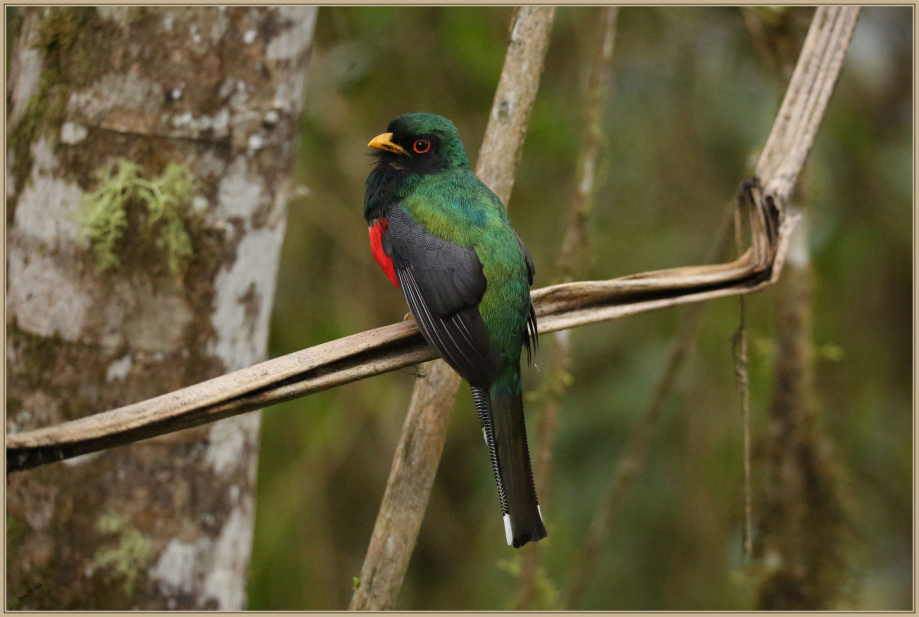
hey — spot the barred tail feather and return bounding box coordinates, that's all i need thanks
[471,372,546,548]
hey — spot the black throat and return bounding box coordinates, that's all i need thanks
[364,158,406,224]
[363,145,445,224]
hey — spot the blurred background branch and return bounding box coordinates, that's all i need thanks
[514,7,619,610]
[564,202,735,609]
[746,7,854,611]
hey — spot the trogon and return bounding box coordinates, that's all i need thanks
[363,112,546,548]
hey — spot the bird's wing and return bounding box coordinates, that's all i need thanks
[383,207,503,387]
[514,231,539,365]
[515,231,536,286]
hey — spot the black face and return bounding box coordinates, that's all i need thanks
[372,120,445,176]
[365,114,468,222]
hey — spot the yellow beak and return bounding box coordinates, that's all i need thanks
[368,132,406,155]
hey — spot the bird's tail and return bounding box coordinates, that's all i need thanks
[471,367,547,548]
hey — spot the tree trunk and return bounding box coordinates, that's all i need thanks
[6,7,316,609]
[741,10,849,607]
[754,213,846,609]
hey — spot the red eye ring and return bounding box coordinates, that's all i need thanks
[413,139,431,154]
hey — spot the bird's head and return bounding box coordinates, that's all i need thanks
[367,112,471,174]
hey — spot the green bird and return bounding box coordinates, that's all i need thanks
[364,112,546,548]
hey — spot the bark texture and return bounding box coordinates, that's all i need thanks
[6,7,316,609]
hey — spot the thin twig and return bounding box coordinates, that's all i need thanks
[347,7,556,611]
[733,181,754,562]
[554,6,619,285]
[733,295,753,561]
[515,7,619,610]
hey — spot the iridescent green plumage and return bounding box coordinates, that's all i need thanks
[365,112,545,547]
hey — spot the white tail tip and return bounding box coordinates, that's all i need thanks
[482,428,488,446]
[537,504,544,523]
[503,514,513,545]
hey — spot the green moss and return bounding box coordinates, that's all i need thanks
[8,8,99,225]
[7,317,64,391]
[92,513,153,594]
[142,162,201,274]
[6,8,19,75]
[6,397,23,420]
[77,158,203,275]
[7,516,24,550]
[96,512,127,533]
[36,7,117,95]
[36,7,96,51]
[9,93,49,223]
[77,160,133,272]
[11,13,187,270]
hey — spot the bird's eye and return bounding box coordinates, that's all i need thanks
[413,139,431,154]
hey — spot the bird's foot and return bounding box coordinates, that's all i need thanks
[403,312,414,322]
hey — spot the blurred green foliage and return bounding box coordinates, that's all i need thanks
[248,7,912,610]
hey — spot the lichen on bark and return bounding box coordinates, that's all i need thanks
[6,6,317,610]
[76,158,203,274]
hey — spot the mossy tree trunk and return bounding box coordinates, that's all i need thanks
[6,7,316,609]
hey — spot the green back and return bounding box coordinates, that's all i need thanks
[399,169,531,363]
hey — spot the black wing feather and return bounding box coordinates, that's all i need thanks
[398,267,489,384]
[387,207,502,386]
[514,231,539,364]
[515,231,535,286]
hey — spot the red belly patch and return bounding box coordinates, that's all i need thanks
[369,217,399,288]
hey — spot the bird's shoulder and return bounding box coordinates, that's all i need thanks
[399,170,507,242]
